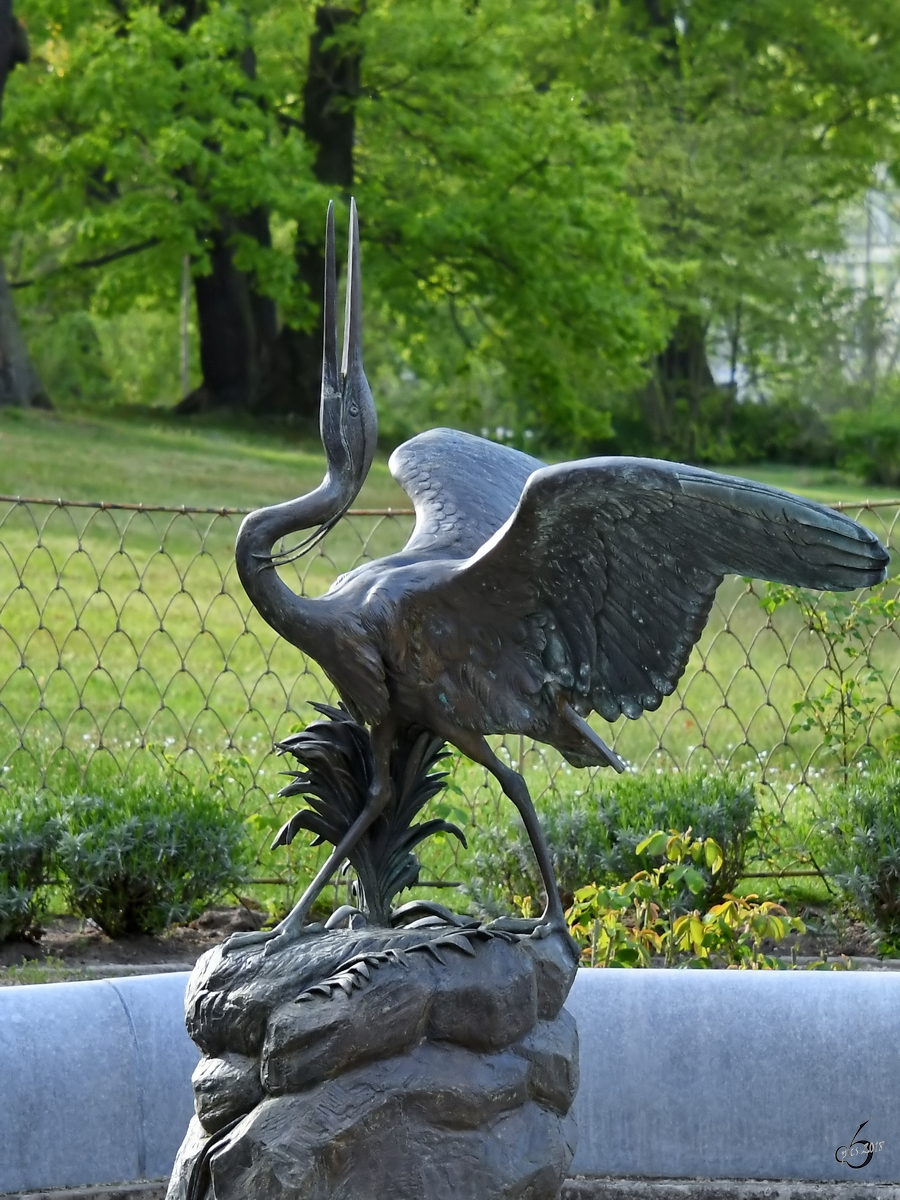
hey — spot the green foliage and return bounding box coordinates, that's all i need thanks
[760,577,900,779]
[565,829,806,969]
[1,0,321,318]
[1,0,898,447]
[608,390,838,468]
[832,392,900,488]
[20,306,200,411]
[19,311,115,409]
[818,763,900,954]
[576,0,900,453]
[466,769,758,915]
[356,0,669,448]
[57,779,250,937]
[1,0,666,442]
[0,791,61,942]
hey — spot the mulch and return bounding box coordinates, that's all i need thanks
[0,906,266,982]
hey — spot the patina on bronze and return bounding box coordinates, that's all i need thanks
[229,199,890,954]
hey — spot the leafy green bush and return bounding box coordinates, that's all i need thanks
[57,781,250,937]
[759,577,900,781]
[818,764,900,954]
[832,397,900,487]
[21,309,115,410]
[466,769,758,916]
[0,792,62,942]
[605,391,836,467]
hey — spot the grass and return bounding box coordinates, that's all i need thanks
[0,957,86,987]
[2,406,900,910]
[0,406,409,509]
[4,406,900,509]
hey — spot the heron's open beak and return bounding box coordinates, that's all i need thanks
[320,197,372,479]
[264,199,375,567]
[319,200,342,456]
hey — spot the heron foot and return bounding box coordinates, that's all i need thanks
[221,919,325,957]
[543,914,583,963]
[484,912,581,961]
[483,915,544,935]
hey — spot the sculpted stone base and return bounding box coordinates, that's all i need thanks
[166,922,579,1200]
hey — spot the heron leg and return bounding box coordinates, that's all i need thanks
[453,733,567,932]
[224,719,396,956]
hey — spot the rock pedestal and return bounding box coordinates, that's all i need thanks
[167,922,579,1200]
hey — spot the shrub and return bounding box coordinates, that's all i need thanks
[832,398,900,487]
[566,829,807,969]
[0,791,61,942]
[818,764,900,954]
[604,391,835,467]
[57,780,250,937]
[466,769,758,916]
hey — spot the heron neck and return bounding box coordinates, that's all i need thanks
[235,479,343,648]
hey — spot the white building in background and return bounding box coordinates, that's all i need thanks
[834,187,900,296]
[826,187,900,388]
[709,186,900,400]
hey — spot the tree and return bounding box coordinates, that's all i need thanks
[354,0,667,445]
[1,0,324,414]
[0,0,48,408]
[563,0,900,459]
[178,4,361,417]
[0,0,665,443]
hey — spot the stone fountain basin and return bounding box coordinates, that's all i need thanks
[1,969,899,1194]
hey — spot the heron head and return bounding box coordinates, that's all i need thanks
[238,201,377,573]
[321,198,378,504]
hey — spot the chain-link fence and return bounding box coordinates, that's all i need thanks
[1,493,899,895]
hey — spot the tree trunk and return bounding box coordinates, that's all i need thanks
[0,258,50,408]
[635,312,720,459]
[180,5,359,420]
[0,0,50,409]
[177,209,279,414]
[260,5,359,419]
[176,24,281,416]
[0,1,28,121]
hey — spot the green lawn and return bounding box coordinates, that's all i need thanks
[3,404,900,510]
[0,406,409,510]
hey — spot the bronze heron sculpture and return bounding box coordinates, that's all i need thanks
[230,199,889,954]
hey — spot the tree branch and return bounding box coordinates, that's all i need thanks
[10,238,161,289]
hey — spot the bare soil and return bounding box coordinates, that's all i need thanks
[765,912,881,960]
[0,906,266,983]
[1,905,897,984]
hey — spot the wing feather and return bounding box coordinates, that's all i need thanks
[414,456,890,730]
[389,428,543,561]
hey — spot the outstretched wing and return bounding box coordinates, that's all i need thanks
[389,428,544,561]
[417,457,890,726]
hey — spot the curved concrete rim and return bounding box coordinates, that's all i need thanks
[2,967,899,1192]
[0,972,199,1194]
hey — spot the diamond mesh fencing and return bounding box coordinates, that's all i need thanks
[1,493,898,901]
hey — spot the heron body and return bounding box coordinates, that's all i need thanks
[231,201,890,951]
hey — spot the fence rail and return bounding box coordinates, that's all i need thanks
[2,493,899,890]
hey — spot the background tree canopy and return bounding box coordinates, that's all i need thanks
[2,0,900,462]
